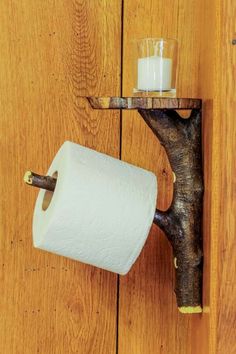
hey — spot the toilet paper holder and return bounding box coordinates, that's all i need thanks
[87,97,204,314]
[24,96,203,314]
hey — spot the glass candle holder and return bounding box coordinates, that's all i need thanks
[133,38,178,97]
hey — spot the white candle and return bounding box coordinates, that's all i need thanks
[137,55,172,91]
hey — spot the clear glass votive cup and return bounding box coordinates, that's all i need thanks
[133,38,178,97]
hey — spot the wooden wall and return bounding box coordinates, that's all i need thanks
[214,1,236,352]
[120,2,206,354]
[0,1,121,353]
[0,1,235,353]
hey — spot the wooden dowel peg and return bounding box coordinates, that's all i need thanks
[23,171,57,192]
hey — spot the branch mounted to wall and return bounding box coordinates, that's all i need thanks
[24,96,203,314]
[87,96,204,314]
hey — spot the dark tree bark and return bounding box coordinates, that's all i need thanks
[140,109,203,312]
[24,171,57,192]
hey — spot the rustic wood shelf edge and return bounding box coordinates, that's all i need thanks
[87,96,204,314]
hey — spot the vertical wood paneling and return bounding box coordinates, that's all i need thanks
[199,1,217,353]
[120,1,214,353]
[0,1,121,353]
[215,1,236,352]
[1,1,236,353]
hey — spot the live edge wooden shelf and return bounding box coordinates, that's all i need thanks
[87,97,203,314]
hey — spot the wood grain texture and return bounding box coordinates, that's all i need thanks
[199,1,217,352]
[215,0,236,352]
[0,1,121,353]
[1,1,236,354]
[88,97,201,109]
[119,1,213,353]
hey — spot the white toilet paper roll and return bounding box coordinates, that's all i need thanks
[33,141,157,274]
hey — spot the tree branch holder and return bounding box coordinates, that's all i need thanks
[87,97,204,314]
